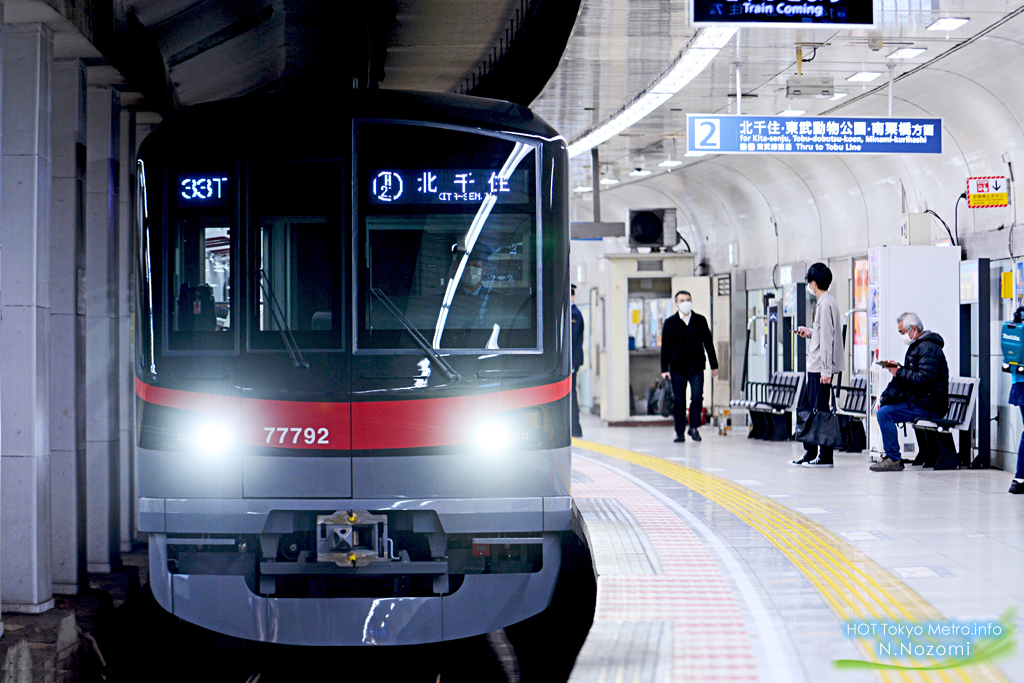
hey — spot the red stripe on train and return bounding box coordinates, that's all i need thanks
[135,377,570,450]
[351,377,571,449]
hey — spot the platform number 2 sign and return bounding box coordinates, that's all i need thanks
[693,118,721,150]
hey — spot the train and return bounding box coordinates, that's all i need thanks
[134,91,573,646]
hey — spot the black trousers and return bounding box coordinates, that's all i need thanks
[803,372,834,461]
[671,370,704,436]
[571,370,582,436]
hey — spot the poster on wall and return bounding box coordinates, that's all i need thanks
[853,259,869,372]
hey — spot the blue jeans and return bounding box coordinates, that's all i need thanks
[877,402,940,461]
[1016,406,1024,479]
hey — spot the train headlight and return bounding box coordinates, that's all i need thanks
[470,419,514,454]
[193,421,234,456]
[470,414,537,455]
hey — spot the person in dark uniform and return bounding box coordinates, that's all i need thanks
[570,285,584,438]
[661,291,718,442]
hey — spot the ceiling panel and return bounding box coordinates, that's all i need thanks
[532,0,1024,189]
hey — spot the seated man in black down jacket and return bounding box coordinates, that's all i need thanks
[661,290,718,442]
[872,311,949,472]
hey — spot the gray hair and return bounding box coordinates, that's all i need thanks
[897,311,924,333]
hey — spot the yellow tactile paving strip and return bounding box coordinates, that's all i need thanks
[573,439,1010,683]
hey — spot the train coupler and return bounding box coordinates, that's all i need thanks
[316,510,392,567]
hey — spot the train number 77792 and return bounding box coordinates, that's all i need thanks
[264,427,330,445]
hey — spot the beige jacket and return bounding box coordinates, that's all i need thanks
[807,290,845,378]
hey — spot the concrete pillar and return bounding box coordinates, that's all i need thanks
[49,58,87,594]
[85,84,120,573]
[0,22,55,614]
[117,105,134,552]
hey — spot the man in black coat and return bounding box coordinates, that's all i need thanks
[661,290,718,442]
[872,311,949,472]
[570,285,584,438]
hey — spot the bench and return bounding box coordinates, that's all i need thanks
[730,371,803,441]
[908,377,978,470]
[835,375,868,452]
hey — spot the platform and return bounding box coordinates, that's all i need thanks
[569,414,1024,683]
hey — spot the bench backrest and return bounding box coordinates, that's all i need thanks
[943,377,978,429]
[841,376,868,413]
[769,371,803,409]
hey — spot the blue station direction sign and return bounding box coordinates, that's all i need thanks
[687,115,943,155]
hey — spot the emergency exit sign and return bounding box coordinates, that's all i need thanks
[967,176,1008,208]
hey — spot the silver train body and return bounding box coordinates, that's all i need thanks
[134,91,573,645]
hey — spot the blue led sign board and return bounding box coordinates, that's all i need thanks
[368,169,530,205]
[686,115,942,155]
[177,174,230,206]
[692,1,873,27]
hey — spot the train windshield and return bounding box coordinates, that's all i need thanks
[168,172,234,351]
[356,123,540,352]
[249,161,344,350]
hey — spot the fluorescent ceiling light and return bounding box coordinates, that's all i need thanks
[927,17,969,31]
[573,186,593,193]
[567,27,737,157]
[847,72,882,82]
[888,47,926,59]
[629,168,653,177]
[778,109,805,116]
[684,151,708,157]
[692,26,736,49]
[600,178,620,185]
[830,92,849,101]
[658,159,683,168]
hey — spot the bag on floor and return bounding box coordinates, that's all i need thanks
[795,387,844,449]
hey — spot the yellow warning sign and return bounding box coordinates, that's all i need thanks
[967,176,1008,208]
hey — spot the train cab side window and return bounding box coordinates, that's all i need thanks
[168,212,234,351]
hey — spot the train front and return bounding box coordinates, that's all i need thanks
[134,93,573,646]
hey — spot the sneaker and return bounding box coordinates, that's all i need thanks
[673,435,685,443]
[687,427,702,442]
[1010,479,1024,494]
[571,429,583,438]
[790,456,813,466]
[802,457,834,468]
[870,457,905,472]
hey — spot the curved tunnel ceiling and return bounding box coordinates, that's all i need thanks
[116,0,582,110]
[534,2,1024,272]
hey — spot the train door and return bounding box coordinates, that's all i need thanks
[240,160,352,498]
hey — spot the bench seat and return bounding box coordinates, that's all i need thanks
[905,378,978,470]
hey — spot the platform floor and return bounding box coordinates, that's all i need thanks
[568,413,1024,683]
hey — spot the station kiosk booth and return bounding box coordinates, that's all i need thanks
[867,246,961,461]
[598,252,712,424]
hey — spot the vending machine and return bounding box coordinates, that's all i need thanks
[867,246,961,461]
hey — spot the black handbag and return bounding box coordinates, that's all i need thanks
[655,376,675,417]
[796,386,845,448]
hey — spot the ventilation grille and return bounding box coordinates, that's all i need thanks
[637,260,663,272]
[717,342,731,381]
[717,275,731,296]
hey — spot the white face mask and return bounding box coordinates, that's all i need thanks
[466,266,483,287]
[679,301,693,315]
[901,330,913,346]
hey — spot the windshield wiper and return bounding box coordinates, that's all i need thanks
[369,287,464,382]
[259,269,309,369]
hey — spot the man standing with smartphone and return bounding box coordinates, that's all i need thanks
[792,263,845,467]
